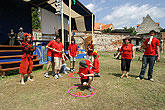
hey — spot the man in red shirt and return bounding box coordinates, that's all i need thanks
[45,39,55,78]
[68,38,78,72]
[87,40,94,63]
[52,36,64,79]
[92,52,100,77]
[136,30,160,82]
[78,60,94,92]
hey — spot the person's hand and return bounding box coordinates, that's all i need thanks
[132,56,135,60]
[81,73,85,77]
[157,56,160,61]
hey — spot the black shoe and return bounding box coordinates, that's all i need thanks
[87,86,92,92]
[94,73,100,77]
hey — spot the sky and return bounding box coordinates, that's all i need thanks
[79,0,165,29]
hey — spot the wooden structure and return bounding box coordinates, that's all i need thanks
[0,45,43,77]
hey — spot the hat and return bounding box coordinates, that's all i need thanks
[150,30,156,33]
[79,60,87,68]
[19,27,23,30]
[93,52,97,56]
[93,52,99,58]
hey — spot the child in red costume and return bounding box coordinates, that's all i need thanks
[78,60,94,92]
[92,52,100,77]
[19,33,35,85]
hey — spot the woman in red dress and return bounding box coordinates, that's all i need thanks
[19,33,35,85]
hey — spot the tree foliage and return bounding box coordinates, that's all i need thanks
[102,28,112,33]
[123,26,137,35]
[161,28,165,32]
[32,7,41,29]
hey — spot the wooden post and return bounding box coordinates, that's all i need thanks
[69,0,72,44]
[92,14,94,40]
[0,65,5,78]
[61,0,64,45]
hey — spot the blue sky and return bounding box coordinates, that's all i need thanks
[79,0,165,29]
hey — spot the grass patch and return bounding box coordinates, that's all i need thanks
[0,52,165,110]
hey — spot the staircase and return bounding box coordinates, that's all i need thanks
[0,45,43,77]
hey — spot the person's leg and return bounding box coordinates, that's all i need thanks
[73,61,75,70]
[54,57,59,79]
[27,58,33,81]
[148,56,156,80]
[139,55,148,79]
[121,59,126,78]
[87,77,93,92]
[126,59,132,78]
[70,56,73,71]
[57,58,63,78]
[21,74,25,85]
[88,77,93,87]
[52,61,55,75]
[46,61,51,73]
[70,61,73,71]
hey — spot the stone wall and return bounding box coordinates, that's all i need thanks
[74,32,130,51]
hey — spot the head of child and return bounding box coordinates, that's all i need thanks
[88,40,93,44]
[150,30,156,37]
[56,36,61,43]
[27,35,31,42]
[79,60,87,69]
[93,52,98,58]
[71,38,75,44]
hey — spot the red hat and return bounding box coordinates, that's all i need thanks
[93,52,99,58]
[93,52,97,56]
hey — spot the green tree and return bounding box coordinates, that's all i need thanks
[123,26,137,35]
[102,28,112,33]
[161,28,165,32]
[32,7,41,29]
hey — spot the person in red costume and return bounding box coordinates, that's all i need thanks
[92,52,100,77]
[87,40,94,62]
[19,33,35,85]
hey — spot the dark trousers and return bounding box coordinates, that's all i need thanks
[121,59,132,72]
[139,55,156,79]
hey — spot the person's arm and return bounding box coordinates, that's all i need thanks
[132,49,135,60]
[156,46,160,61]
[46,45,53,50]
[115,51,121,58]
[53,48,62,53]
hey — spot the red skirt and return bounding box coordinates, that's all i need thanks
[19,57,33,75]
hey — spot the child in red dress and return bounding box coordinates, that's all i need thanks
[19,33,35,85]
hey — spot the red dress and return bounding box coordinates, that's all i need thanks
[19,33,35,75]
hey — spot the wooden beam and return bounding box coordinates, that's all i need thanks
[69,0,72,44]
[61,0,64,45]
[92,14,94,40]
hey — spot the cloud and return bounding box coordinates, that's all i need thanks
[85,3,104,13]
[101,3,165,28]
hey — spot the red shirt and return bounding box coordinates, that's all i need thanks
[68,44,78,57]
[47,40,56,57]
[87,44,94,56]
[54,42,64,58]
[84,60,91,67]
[144,37,160,56]
[92,58,99,73]
[78,67,93,80]
[119,43,134,59]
